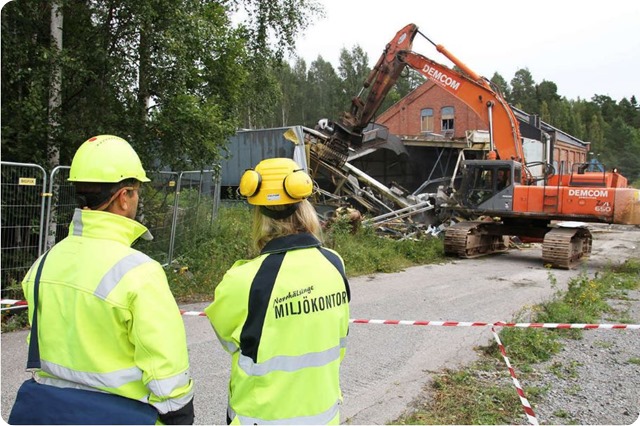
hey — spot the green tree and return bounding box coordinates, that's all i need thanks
[337,45,370,110]
[490,72,511,100]
[586,112,606,154]
[306,56,341,128]
[536,80,560,106]
[2,0,60,165]
[591,95,618,123]
[509,68,537,114]
[601,118,640,179]
[131,1,248,169]
[618,97,638,128]
[539,100,551,124]
[567,102,586,140]
[230,0,323,62]
[269,60,297,127]
[289,57,312,125]
[630,95,640,128]
[1,0,321,169]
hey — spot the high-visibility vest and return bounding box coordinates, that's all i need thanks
[206,233,350,425]
[22,208,194,414]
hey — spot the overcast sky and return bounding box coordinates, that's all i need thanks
[291,0,639,102]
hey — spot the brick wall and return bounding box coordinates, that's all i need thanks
[376,81,487,138]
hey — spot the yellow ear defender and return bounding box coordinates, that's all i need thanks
[238,169,261,197]
[239,158,313,206]
[283,169,313,199]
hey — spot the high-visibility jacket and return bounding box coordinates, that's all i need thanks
[21,208,194,416]
[205,233,350,425]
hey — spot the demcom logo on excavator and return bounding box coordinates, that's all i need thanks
[568,189,612,213]
[421,65,461,91]
[568,189,609,198]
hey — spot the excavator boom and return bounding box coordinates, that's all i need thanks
[347,23,418,135]
[398,51,524,165]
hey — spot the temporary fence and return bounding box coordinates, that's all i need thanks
[0,162,48,298]
[133,170,221,267]
[0,161,221,300]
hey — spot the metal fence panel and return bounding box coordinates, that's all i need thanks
[136,171,180,266]
[44,166,75,250]
[1,163,220,294]
[1,162,47,298]
[168,170,218,265]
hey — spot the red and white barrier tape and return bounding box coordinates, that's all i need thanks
[350,318,640,329]
[1,299,28,306]
[490,325,539,425]
[3,300,639,329]
[180,310,207,317]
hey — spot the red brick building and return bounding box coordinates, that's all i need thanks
[376,80,486,140]
[349,80,590,193]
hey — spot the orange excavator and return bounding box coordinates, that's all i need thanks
[316,23,640,268]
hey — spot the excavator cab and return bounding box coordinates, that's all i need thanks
[455,160,521,211]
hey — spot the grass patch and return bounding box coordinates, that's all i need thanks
[166,202,253,302]
[324,215,445,276]
[548,360,581,379]
[401,367,523,425]
[162,203,448,302]
[1,309,29,332]
[166,203,446,301]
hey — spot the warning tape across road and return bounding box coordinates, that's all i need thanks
[3,300,640,330]
[349,318,640,329]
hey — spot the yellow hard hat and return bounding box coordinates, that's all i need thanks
[68,135,150,183]
[239,158,313,206]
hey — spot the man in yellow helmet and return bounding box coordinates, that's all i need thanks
[205,158,351,425]
[19,135,195,424]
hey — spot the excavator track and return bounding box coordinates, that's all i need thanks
[443,221,509,259]
[542,227,592,269]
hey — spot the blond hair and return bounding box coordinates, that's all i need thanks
[252,199,323,252]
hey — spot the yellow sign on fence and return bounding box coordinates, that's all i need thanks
[18,177,36,186]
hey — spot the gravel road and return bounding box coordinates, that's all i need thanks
[1,224,639,425]
[520,288,640,426]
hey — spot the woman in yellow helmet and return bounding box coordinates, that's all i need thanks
[205,157,351,425]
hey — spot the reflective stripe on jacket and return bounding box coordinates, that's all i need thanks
[205,233,350,425]
[22,208,194,414]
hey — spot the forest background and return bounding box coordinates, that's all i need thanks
[2,0,640,183]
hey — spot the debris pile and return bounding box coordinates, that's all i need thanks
[303,127,459,240]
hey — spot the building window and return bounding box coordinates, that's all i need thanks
[420,108,434,133]
[441,106,454,135]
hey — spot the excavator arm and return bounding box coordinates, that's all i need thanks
[397,50,524,163]
[324,23,418,151]
[313,24,418,167]
[346,23,418,135]
[322,23,524,171]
